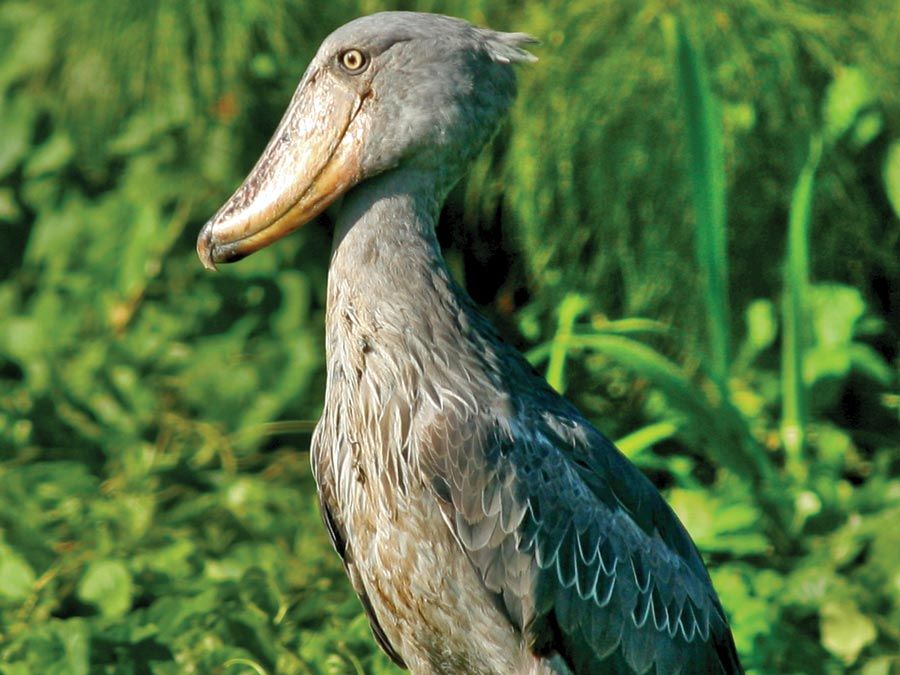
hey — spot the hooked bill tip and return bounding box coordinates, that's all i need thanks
[196,223,218,271]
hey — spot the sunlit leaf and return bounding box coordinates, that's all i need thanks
[78,559,134,618]
[809,284,865,347]
[850,110,883,148]
[804,284,891,386]
[0,542,36,601]
[820,600,877,665]
[23,132,74,178]
[615,420,680,459]
[823,66,876,142]
[745,299,777,353]
[735,298,777,371]
[0,97,34,178]
[861,657,895,675]
[545,293,589,393]
[884,140,900,220]
[668,488,768,555]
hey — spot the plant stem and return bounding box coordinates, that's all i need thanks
[781,136,822,470]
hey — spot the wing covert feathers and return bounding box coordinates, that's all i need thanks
[422,406,743,674]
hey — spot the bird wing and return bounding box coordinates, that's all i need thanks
[311,436,408,669]
[418,404,743,674]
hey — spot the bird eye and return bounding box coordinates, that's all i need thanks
[339,49,368,74]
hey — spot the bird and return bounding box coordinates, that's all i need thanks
[197,11,743,675]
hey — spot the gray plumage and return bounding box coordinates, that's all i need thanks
[199,11,743,674]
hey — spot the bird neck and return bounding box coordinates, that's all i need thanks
[324,167,494,423]
[323,169,529,454]
[328,169,455,314]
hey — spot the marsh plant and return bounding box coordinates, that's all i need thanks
[0,1,897,672]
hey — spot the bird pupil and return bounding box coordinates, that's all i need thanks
[344,50,362,70]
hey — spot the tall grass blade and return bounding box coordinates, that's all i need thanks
[524,317,669,366]
[572,334,710,417]
[545,294,589,393]
[581,335,762,473]
[586,333,792,543]
[781,136,822,466]
[615,420,680,460]
[668,16,730,389]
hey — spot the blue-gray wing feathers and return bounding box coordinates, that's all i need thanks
[422,408,743,674]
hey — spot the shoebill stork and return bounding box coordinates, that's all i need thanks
[197,11,743,674]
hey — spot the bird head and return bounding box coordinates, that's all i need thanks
[197,11,536,269]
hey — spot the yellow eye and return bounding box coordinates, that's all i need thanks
[339,49,367,74]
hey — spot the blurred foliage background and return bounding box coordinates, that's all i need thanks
[1,0,898,672]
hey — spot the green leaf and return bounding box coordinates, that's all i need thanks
[709,565,781,656]
[668,488,768,555]
[133,538,196,579]
[809,284,865,348]
[0,97,34,179]
[0,186,20,221]
[820,600,877,665]
[814,425,853,467]
[805,344,851,383]
[0,542,36,601]
[848,343,894,385]
[667,15,730,388]
[615,420,680,460]
[77,559,134,618]
[735,298,777,371]
[5,619,90,675]
[745,299,777,353]
[545,293,589,393]
[575,334,710,418]
[239,567,284,621]
[55,620,90,675]
[850,110,883,149]
[0,5,56,90]
[883,140,900,220]
[23,132,75,178]
[222,659,269,675]
[861,657,895,675]
[803,284,891,386]
[823,66,876,142]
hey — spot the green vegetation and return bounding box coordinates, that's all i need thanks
[1,1,898,673]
